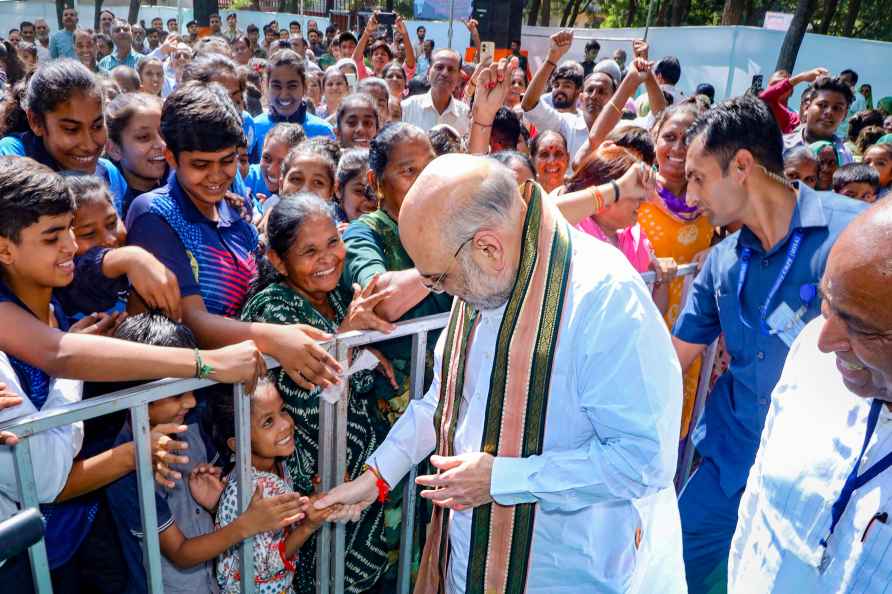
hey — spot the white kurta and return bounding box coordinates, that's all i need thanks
[730,317,892,593]
[367,231,686,594]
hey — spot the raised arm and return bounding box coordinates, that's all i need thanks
[554,161,655,225]
[352,12,379,70]
[395,16,415,70]
[465,19,481,64]
[468,57,519,155]
[521,30,573,113]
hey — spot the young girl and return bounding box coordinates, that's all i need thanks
[245,123,306,213]
[59,173,183,322]
[305,66,323,112]
[210,378,336,594]
[280,141,337,202]
[137,57,165,96]
[105,92,166,217]
[335,93,379,149]
[319,67,348,120]
[335,148,377,224]
[0,59,128,212]
[253,49,334,160]
[864,139,892,199]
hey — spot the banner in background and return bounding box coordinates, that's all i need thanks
[414,0,473,20]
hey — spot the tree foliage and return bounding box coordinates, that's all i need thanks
[524,0,892,42]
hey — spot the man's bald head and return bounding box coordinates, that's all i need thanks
[819,200,892,400]
[401,154,521,258]
[401,154,524,309]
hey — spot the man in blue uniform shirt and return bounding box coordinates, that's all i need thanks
[672,95,867,593]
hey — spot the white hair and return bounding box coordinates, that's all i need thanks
[442,159,519,249]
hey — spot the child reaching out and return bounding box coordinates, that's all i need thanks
[209,378,338,594]
[105,313,305,594]
[57,174,181,321]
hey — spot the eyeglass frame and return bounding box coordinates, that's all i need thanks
[422,236,473,294]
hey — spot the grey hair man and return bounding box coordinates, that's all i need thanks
[316,154,686,593]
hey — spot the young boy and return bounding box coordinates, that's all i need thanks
[832,162,880,203]
[105,312,308,594]
[124,81,341,395]
[783,76,855,164]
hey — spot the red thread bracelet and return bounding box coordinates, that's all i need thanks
[363,464,390,503]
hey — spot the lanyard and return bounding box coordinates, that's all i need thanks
[821,399,892,547]
[736,229,805,335]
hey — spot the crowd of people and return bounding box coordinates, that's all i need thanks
[0,7,892,594]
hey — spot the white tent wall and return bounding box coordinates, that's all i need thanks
[521,25,892,105]
[0,2,471,55]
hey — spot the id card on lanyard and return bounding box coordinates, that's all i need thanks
[818,399,892,573]
[736,228,815,346]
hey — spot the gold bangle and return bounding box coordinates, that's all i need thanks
[608,102,623,116]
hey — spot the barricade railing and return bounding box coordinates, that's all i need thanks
[0,263,702,594]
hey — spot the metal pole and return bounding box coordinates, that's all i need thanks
[234,383,256,594]
[447,0,456,49]
[332,341,350,594]
[12,440,53,594]
[176,0,184,34]
[397,331,428,594]
[316,341,338,594]
[131,404,164,594]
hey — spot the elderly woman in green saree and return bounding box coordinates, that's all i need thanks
[240,193,397,594]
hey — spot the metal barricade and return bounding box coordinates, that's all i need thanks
[0,263,702,594]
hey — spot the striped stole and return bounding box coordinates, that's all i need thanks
[415,182,572,594]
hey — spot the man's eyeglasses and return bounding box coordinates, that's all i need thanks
[423,237,472,294]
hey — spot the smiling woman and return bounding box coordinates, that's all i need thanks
[241,193,396,594]
[0,59,128,213]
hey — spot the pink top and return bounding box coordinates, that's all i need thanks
[576,218,654,273]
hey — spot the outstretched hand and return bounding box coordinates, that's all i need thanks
[313,471,378,523]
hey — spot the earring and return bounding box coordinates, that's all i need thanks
[376,192,383,210]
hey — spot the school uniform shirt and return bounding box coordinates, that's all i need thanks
[401,90,471,136]
[0,284,94,570]
[125,171,259,317]
[783,126,854,164]
[673,184,867,497]
[251,103,334,163]
[0,132,129,215]
[55,246,129,318]
[243,163,277,215]
[106,422,220,594]
[730,317,892,593]
[98,49,142,72]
